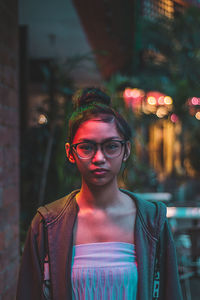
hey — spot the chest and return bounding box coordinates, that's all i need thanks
[73,209,136,245]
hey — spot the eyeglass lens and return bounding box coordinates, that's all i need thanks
[76,141,123,158]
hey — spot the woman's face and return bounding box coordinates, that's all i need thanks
[66,119,130,187]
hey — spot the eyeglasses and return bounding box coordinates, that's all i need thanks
[71,140,126,159]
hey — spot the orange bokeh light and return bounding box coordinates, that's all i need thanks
[195,111,200,120]
[164,96,173,105]
[147,96,157,105]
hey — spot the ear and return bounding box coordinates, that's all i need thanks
[123,141,131,162]
[65,143,76,163]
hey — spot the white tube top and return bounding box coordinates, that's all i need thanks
[71,242,138,300]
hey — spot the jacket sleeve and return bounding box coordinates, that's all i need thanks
[159,219,183,300]
[16,213,47,300]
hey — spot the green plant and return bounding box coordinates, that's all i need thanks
[105,8,200,190]
[104,75,159,192]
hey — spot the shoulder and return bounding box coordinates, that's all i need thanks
[120,189,167,239]
[35,190,79,226]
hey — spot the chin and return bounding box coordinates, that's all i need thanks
[89,176,115,187]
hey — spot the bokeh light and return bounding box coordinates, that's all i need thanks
[171,113,179,123]
[156,107,168,118]
[147,96,157,105]
[195,111,200,120]
[158,96,165,105]
[164,96,173,105]
[191,97,199,105]
[38,114,48,125]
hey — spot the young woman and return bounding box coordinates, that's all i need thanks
[17,88,183,300]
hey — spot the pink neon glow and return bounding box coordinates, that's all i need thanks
[191,97,199,105]
[123,88,144,110]
[171,113,179,123]
[123,88,132,98]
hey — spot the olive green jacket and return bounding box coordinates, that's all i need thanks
[16,189,183,300]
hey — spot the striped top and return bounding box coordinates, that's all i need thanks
[71,242,138,300]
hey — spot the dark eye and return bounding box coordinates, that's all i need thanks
[104,141,120,153]
[78,143,93,153]
[108,142,119,148]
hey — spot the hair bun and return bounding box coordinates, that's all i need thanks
[72,87,111,109]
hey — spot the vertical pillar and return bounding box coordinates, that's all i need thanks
[0,0,20,298]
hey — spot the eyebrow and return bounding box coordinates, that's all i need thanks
[77,137,121,143]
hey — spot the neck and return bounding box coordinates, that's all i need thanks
[76,179,121,210]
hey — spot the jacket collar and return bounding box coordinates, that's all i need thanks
[120,189,166,240]
[38,188,166,241]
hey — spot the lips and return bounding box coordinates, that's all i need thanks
[91,168,109,176]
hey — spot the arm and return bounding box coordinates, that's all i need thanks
[16,213,46,300]
[159,219,183,300]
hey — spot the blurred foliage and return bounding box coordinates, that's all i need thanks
[105,7,200,190]
[20,59,81,233]
[185,126,200,174]
[133,7,200,117]
[138,7,200,177]
[105,74,159,192]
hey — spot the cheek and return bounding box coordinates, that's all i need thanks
[111,157,123,173]
[75,159,89,174]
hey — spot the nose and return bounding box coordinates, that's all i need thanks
[92,147,106,164]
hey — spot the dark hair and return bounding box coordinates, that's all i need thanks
[68,87,132,144]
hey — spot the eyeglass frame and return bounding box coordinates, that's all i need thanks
[70,139,126,159]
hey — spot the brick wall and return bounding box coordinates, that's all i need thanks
[0,0,19,299]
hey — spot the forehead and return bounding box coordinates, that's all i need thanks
[73,119,122,143]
